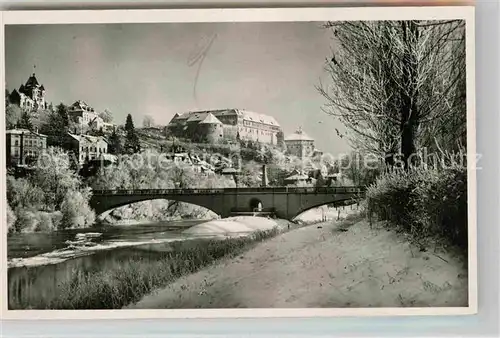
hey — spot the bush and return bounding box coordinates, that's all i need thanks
[6,176,46,210]
[367,165,467,248]
[31,147,81,210]
[12,208,64,233]
[60,189,96,229]
[7,204,16,233]
[14,208,41,233]
[414,167,467,247]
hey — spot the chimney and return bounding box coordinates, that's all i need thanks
[261,164,268,187]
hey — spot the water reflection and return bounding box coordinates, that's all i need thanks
[7,220,202,259]
[7,220,205,309]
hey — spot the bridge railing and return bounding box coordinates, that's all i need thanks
[91,186,366,196]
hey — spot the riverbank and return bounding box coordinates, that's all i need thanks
[8,216,291,310]
[130,215,468,309]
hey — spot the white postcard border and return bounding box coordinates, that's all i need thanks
[0,5,477,320]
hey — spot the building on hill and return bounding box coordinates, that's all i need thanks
[61,133,108,165]
[166,109,283,145]
[68,100,103,127]
[68,100,114,132]
[5,128,47,166]
[285,127,315,158]
[182,112,224,143]
[8,73,48,111]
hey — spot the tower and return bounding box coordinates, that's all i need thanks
[14,73,46,111]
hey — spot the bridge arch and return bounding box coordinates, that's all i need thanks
[249,198,263,211]
[90,192,229,218]
[290,198,358,221]
[93,198,219,220]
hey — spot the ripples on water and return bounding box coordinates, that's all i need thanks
[7,220,216,309]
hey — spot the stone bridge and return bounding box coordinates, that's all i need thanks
[90,186,365,221]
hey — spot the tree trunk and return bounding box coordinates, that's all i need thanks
[400,21,419,169]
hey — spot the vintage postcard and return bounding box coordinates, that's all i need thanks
[0,6,476,319]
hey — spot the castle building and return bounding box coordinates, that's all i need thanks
[8,73,48,111]
[166,109,283,145]
[285,127,315,158]
[5,128,47,166]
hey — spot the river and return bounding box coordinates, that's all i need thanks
[7,219,208,309]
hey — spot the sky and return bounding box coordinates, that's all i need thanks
[5,22,350,155]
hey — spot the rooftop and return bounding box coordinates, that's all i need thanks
[69,100,96,113]
[68,133,108,144]
[186,112,211,123]
[285,127,314,141]
[171,109,280,127]
[6,129,47,137]
[24,73,41,89]
[199,113,223,125]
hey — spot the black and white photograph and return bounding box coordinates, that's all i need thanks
[1,7,476,318]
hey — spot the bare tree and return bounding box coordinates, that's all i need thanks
[318,20,466,167]
[99,109,113,123]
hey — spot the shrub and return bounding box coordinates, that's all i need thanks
[14,208,40,233]
[60,189,95,229]
[36,212,57,232]
[414,166,467,247]
[12,208,64,233]
[6,176,46,210]
[6,204,16,233]
[31,147,81,210]
[367,165,467,248]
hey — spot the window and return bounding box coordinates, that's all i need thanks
[14,140,18,146]
[14,149,19,156]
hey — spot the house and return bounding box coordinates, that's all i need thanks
[5,128,47,166]
[62,133,108,165]
[285,127,315,159]
[68,100,115,132]
[68,100,102,126]
[284,169,310,186]
[284,173,310,186]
